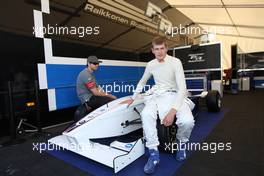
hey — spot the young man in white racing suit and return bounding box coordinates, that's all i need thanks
[123,36,195,174]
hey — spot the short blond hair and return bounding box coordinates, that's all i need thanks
[152,36,168,48]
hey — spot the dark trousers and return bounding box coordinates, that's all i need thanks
[74,96,114,122]
[86,96,114,109]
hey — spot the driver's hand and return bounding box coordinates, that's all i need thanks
[111,95,117,100]
[120,98,134,105]
[162,108,177,126]
[107,94,117,100]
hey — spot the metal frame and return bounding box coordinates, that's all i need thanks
[1,80,43,139]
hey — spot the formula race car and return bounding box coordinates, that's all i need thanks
[48,90,221,173]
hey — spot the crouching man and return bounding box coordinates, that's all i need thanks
[75,55,116,121]
[124,36,195,174]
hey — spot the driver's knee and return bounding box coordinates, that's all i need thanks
[177,119,194,129]
[141,106,157,121]
[74,104,91,122]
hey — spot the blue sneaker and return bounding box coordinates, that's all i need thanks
[176,142,187,161]
[144,149,160,174]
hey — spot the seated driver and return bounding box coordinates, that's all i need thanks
[124,36,195,174]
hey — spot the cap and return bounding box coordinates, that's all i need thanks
[87,55,102,64]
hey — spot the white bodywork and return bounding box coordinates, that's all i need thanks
[48,95,146,173]
[48,91,207,173]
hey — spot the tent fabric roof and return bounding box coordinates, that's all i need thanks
[166,0,264,39]
[165,0,264,69]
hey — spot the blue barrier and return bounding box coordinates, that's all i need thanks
[39,63,211,111]
[39,63,152,110]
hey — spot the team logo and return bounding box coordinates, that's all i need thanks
[125,143,133,148]
[188,53,205,63]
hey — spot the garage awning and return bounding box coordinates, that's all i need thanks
[165,0,264,69]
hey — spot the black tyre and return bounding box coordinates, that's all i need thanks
[157,119,177,153]
[206,90,221,112]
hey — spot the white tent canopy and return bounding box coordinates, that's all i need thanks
[166,0,264,69]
